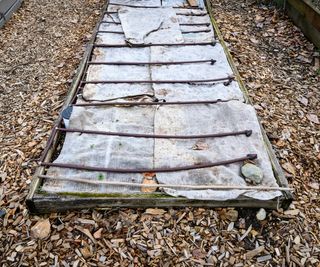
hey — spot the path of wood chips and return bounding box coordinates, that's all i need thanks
[0,0,319,266]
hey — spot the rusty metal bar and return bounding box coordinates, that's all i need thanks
[176,12,208,16]
[93,40,217,48]
[104,10,208,16]
[101,20,121,24]
[98,29,211,34]
[72,99,230,107]
[180,22,210,26]
[81,75,234,85]
[40,154,257,173]
[183,29,211,33]
[101,21,211,27]
[87,59,216,66]
[56,127,252,139]
[108,2,204,9]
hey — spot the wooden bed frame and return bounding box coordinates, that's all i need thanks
[0,0,23,28]
[26,0,293,213]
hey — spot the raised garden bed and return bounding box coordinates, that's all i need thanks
[26,0,293,213]
[275,0,320,48]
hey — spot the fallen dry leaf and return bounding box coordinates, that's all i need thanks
[282,162,296,176]
[141,172,158,193]
[306,114,319,124]
[145,208,166,215]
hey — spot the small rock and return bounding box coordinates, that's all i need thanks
[256,208,267,221]
[31,219,51,239]
[241,163,263,184]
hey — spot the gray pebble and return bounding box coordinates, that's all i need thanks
[241,163,263,184]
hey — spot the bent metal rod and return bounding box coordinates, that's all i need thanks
[104,11,208,16]
[56,128,253,139]
[107,2,204,9]
[93,40,218,48]
[87,59,216,66]
[40,154,258,173]
[101,21,211,26]
[80,76,234,85]
[97,29,211,34]
[72,99,230,107]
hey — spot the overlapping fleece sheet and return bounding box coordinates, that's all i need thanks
[42,0,282,201]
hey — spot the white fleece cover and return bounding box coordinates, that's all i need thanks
[44,106,155,194]
[118,7,184,45]
[43,102,281,200]
[96,5,214,46]
[42,0,282,201]
[84,44,244,102]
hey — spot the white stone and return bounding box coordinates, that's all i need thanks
[241,163,263,184]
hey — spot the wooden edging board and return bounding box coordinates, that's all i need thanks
[0,0,23,28]
[275,0,320,48]
[26,0,293,213]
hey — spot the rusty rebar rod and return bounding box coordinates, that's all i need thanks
[101,20,121,24]
[100,21,211,27]
[97,29,211,34]
[93,40,218,48]
[107,2,204,9]
[104,11,208,16]
[176,12,208,16]
[81,76,234,85]
[40,154,257,173]
[56,127,252,139]
[72,99,232,107]
[180,22,210,26]
[87,59,216,66]
[104,10,208,16]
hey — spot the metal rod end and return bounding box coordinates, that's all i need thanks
[223,75,235,86]
[247,154,258,160]
[210,59,216,65]
[245,130,253,137]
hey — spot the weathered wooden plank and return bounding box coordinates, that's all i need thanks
[286,0,320,48]
[27,192,291,214]
[0,0,23,28]
[273,0,320,48]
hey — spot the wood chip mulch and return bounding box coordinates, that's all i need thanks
[0,0,319,266]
